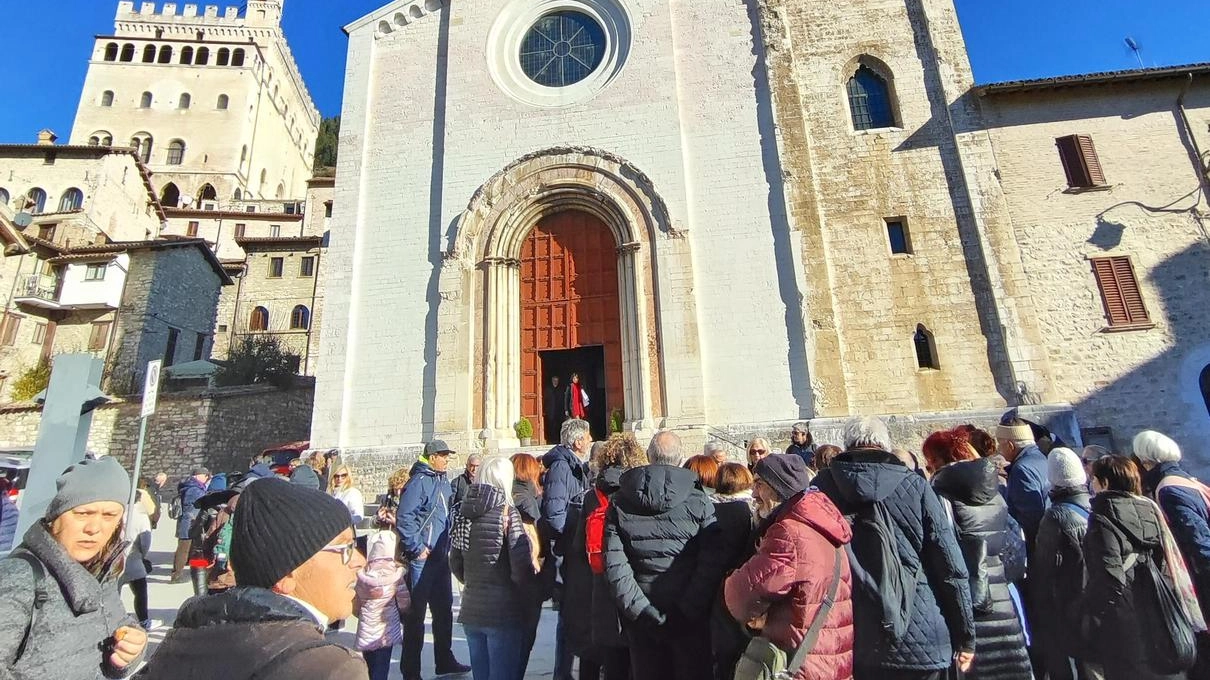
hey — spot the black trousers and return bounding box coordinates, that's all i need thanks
[855,669,945,680]
[125,578,148,623]
[400,558,454,678]
[623,618,710,680]
[580,647,631,680]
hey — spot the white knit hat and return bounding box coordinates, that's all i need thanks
[1048,447,1086,489]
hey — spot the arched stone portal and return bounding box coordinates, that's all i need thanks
[440,147,705,445]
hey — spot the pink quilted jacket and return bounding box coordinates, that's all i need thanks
[354,535,409,652]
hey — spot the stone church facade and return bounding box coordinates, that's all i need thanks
[313,0,1210,464]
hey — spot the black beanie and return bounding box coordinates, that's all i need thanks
[231,477,353,588]
[754,454,811,501]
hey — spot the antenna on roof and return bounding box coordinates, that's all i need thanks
[1125,37,1145,68]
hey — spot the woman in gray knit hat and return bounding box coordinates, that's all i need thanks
[0,456,147,679]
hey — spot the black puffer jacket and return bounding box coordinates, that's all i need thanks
[814,449,975,672]
[450,484,534,629]
[713,497,756,572]
[512,479,542,524]
[931,458,1032,680]
[1031,485,1091,661]
[604,464,725,624]
[1082,491,1185,680]
[134,587,367,680]
[564,466,628,652]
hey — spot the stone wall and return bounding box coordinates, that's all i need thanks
[0,382,314,478]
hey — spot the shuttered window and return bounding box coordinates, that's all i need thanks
[0,314,20,347]
[1091,257,1150,328]
[1056,134,1107,189]
[88,321,111,351]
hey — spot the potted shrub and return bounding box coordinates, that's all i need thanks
[611,408,625,434]
[515,417,534,446]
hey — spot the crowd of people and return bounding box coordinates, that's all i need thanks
[4,413,1210,680]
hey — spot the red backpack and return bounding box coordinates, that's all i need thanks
[585,488,611,574]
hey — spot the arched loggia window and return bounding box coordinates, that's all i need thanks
[847,61,897,131]
[249,306,269,331]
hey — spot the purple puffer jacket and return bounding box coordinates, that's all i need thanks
[354,536,409,651]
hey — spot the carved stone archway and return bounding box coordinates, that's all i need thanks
[442,147,687,444]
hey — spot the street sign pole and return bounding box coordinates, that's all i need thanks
[129,360,162,507]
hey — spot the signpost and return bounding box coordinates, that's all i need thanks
[128,360,161,506]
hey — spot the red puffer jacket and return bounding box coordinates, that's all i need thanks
[724,490,855,680]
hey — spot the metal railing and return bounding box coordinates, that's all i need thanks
[16,274,58,302]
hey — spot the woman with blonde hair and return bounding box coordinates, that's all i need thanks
[328,462,365,524]
[746,437,772,471]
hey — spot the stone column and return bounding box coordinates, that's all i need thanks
[617,242,653,431]
[482,257,521,446]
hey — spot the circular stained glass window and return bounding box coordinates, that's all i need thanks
[519,11,607,88]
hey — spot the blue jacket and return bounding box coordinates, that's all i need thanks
[786,442,817,469]
[176,478,208,540]
[1145,461,1210,621]
[539,445,589,540]
[397,458,452,561]
[1005,444,1049,547]
[0,493,17,554]
[814,449,975,672]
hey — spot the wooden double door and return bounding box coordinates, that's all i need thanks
[520,211,623,442]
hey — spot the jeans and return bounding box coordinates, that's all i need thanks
[363,647,394,680]
[124,578,148,624]
[400,558,455,678]
[465,625,524,680]
[553,608,575,679]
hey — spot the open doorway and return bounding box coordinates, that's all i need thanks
[540,346,607,444]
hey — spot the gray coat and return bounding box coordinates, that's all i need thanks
[0,523,140,680]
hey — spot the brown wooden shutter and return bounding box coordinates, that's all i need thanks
[1076,135,1106,186]
[88,321,111,351]
[0,315,21,346]
[1092,257,1149,327]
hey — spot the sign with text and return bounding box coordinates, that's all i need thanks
[141,360,162,418]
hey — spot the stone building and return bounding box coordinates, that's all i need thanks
[312,0,1210,467]
[69,0,319,208]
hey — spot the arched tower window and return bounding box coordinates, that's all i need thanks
[913,324,939,370]
[231,49,246,67]
[259,169,268,190]
[120,44,135,62]
[847,62,897,131]
[217,94,229,110]
[100,91,114,107]
[195,47,209,65]
[290,306,310,330]
[1201,365,1210,417]
[103,43,119,61]
[180,46,194,64]
[275,183,285,199]
[178,93,191,110]
[25,188,47,214]
[166,140,186,165]
[0,189,9,207]
[89,131,112,147]
[249,307,269,331]
[197,184,217,203]
[233,188,242,200]
[217,48,230,66]
[139,91,152,108]
[58,188,84,212]
[130,133,153,163]
[240,145,248,167]
[157,45,172,64]
[142,45,156,63]
[160,183,181,207]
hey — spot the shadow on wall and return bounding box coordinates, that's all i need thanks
[1072,240,1210,474]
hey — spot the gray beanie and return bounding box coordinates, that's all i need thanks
[46,457,132,520]
[1048,447,1086,489]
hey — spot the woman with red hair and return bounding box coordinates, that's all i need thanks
[927,428,1033,680]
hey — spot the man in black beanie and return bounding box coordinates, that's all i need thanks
[136,478,370,680]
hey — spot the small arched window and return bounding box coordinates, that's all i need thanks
[259,169,268,189]
[290,306,310,330]
[249,306,269,332]
[240,145,248,167]
[847,63,896,131]
[58,188,84,212]
[178,93,191,110]
[166,140,186,165]
[217,48,230,66]
[233,188,242,200]
[130,133,153,163]
[157,45,172,64]
[120,44,135,62]
[100,90,114,107]
[180,46,194,64]
[275,183,285,199]
[913,324,939,370]
[0,189,9,207]
[104,43,119,61]
[231,49,246,67]
[198,184,217,203]
[160,182,181,207]
[139,91,152,108]
[142,45,156,63]
[25,188,47,214]
[195,47,209,65]
[88,135,100,146]
[217,94,229,110]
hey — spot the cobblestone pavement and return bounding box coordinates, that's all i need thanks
[126,521,566,679]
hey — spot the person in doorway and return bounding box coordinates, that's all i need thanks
[173,467,210,583]
[546,375,566,445]
[136,478,370,680]
[0,457,148,679]
[397,440,469,680]
[451,454,482,508]
[565,373,589,422]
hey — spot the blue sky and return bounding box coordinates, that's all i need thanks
[0,0,1206,142]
